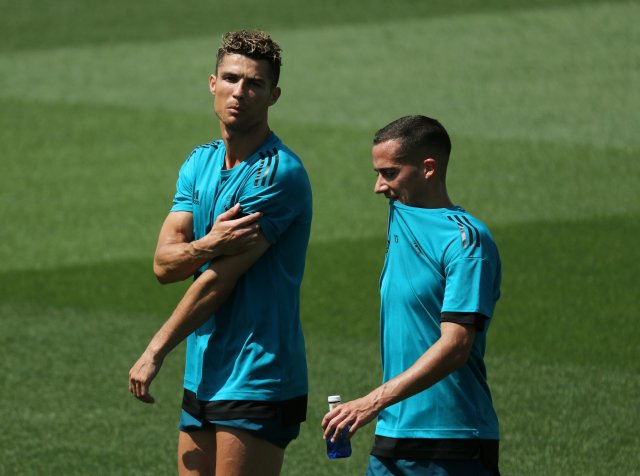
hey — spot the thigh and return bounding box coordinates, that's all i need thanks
[215,426,284,476]
[178,428,216,476]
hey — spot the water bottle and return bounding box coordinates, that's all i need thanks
[326,395,352,459]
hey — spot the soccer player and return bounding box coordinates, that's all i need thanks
[129,30,312,476]
[322,116,502,476]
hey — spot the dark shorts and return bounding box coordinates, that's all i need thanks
[178,389,307,449]
[368,437,500,476]
[366,455,500,476]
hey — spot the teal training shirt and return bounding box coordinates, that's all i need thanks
[170,132,311,402]
[376,201,501,440]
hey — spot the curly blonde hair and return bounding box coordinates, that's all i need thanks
[216,30,282,87]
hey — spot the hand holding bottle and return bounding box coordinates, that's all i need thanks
[325,395,352,459]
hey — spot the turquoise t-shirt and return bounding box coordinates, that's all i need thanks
[170,132,312,402]
[376,201,501,439]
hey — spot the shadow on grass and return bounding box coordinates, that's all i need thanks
[0,237,385,327]
[1,214,637,366]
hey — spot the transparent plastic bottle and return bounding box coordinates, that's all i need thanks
[326,395,352,459]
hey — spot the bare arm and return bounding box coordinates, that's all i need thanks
[129,234,271,403]
[321,321,476,440]
[153,204,262,284]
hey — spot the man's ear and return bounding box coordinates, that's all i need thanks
[209,74,217,96]
[269,86,281,106]
[423,158,437,179]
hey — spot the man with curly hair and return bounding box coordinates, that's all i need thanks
[129,30,312,475]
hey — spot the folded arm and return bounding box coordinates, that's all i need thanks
[153,204,263,284]
[321,321,476,440]
[130,233,270,403]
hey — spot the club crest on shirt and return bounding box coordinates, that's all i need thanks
[193,190,200,205]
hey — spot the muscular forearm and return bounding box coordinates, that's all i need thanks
[129,268,235,403]
[322,322,475,439]
[368,326,474,413]
[148,236,268,358]
[153,206,263,284]
[145,268,234,359]
[130,227,269,404]
[153,239,221,284]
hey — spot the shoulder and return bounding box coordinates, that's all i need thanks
[249,140,310,189]
[442,208,499,261]
[177,140,224,182]
[186,139,224,164]
[445,210,493,244]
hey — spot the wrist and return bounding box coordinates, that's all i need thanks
[145,335,170,362]
[371,380,403,412]
[190,237,220,260]
[368,388,388,413]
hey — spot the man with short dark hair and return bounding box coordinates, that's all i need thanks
[322,115,502,476]
[129,30,312,476]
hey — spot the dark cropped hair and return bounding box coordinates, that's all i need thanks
[216,30,282,87]
[373,115,452,169]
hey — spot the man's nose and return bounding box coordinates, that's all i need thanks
[374,175,387,194]
[232,80,246,98]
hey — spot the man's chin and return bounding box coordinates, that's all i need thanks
[221,117,253,133]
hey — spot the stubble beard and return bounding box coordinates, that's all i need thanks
[216,109,266,135]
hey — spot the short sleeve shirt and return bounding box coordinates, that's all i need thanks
[170,132,312,402]
[376,202,501,440]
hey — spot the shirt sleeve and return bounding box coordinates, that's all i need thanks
[170,150,197,213]
[440,312,488,331]
[237,153,311,244]
[442,257,500,320]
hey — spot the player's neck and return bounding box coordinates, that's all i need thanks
[220,122,272,169]
[412,185,453,209]
[427,194,454,209]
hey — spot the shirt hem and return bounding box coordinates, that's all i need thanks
[375,427,499,440]
[184,386,309,403]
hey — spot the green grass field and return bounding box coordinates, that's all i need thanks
[1,0,638,474]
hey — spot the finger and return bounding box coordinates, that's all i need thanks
[333,416,353,442]
[227,212,263,231]
[321,414,330,430]
[321,408,340,430]
[133,378,155,404]
[323,415,343,441]
[140,379,150,399]
[322,422,333,440]
[130,373,142,396]
[230,211,263,228]
[322,416,334,439]
[347,421,360,438]
[216,203,241,222]
[232,224,261,240]
[331,423,342,442]
[322,423,333,440]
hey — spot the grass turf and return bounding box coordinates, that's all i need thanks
[0,0,638,474]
